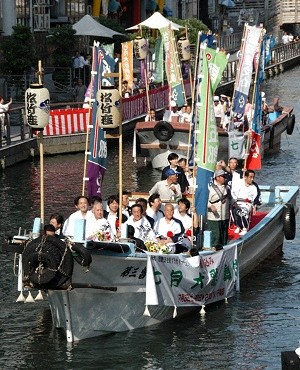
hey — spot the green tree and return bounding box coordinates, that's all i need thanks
[170,17,209,45]
[47,25,77,87]
[0,25,36,75]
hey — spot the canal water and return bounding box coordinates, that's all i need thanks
[1,67,300,369]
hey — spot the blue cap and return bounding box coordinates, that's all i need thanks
[165,168,180,177]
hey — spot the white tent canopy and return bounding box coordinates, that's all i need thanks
[126,12,183,31]
[72,14,124,38]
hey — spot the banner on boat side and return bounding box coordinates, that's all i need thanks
[145,244,238,307]
[122,41,133,89]
[160,26,185,107]
[194,46,228,216]
[232,25,262,115]
[87,42,107,198]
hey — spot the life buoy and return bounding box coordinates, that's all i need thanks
[153,121,174,142]
[71,243,92,267]
[22,236,74,289]
[286,114,295,135]
[283,203,296,240]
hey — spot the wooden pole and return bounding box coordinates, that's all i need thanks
[39,130,44,227]
[118,62,123,235]
[144,69,150,113]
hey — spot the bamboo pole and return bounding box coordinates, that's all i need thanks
[144,69,150,114]
[38,60,44,226]
[118,63,123,236]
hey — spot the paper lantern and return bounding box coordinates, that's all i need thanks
[177,37,191,61]
[97,86,122,129]
[25,84,50,130]
[133,37,148,60]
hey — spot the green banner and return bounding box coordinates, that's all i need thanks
[160,26,185,107]
[154,37,163,83]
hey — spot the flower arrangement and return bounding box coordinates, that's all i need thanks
[144,240,169,254]
[88,224,112,242]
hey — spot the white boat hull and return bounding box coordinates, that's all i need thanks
[46,186,298,342]
[135,107,294,170]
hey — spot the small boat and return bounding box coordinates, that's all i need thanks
[4,185,298,342]
[135,105,296,170]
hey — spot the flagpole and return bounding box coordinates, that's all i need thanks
[144,69,150,114]
[118,62,123,235]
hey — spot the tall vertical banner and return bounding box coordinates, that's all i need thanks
[87,42,107,198]
[246,34,264,170]
[121,41,133,89]
[194,46,228,216]
[99,44,116,86]
[160,26,185,107]
[154,37,164,83]
[232,25,262,115]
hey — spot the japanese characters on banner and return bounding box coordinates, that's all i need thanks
[228,131,246,160]
[146,244,238,307]
[232,25,262,115]
[159,26,185,107]
[122,41,133,89]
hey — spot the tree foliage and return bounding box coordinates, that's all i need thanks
[0,25,36,75]
[47,24,77,68]
[170,17,209,45]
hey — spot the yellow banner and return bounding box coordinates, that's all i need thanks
[121,41,133,89]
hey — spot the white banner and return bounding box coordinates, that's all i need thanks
[146,245,238,307]
[228,131,246,159]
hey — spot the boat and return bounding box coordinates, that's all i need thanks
[135,105,295,170]
[4,185,298,342]
[3,28,298,344]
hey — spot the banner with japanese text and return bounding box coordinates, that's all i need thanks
[122,41,133,89]
[146,244,238,307]
[194,46,228,216]
[228,131,246,159]
[87,42,107,198]
[232,25,262,115]
[160,26,185,107]
[154,37,164,83]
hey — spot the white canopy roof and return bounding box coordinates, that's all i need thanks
[72,15,124,38]
[126,12,183,31]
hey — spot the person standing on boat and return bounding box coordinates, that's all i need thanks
[146,193,164,227]
[213,96,225,129]
[231,170,258,235]
[225,157,243,190]
[135,198,155,229]
[145,108,157,122]
[104,195,128,239]
[125,204,156,243]
[207,169,230,247]
[154,203,185,254]
[62,196,92,238]
[120,191,132,218]
[161,153,189,194]
[150,168,182,201]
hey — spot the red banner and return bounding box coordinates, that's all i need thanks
[246,131,261,170]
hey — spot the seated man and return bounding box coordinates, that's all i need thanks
[125,204,156,243]
[86,201,113,241]
[63,196,92,238]
[149,168,182,201]
[154,203,185,253]
[135,197,155,228]
[231,169,258,235]
[104,195,128,239]
[145,108,157,122]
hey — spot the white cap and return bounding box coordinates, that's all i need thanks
[213,96,219,102]
[261,91,265,98]
[170,100,177,107]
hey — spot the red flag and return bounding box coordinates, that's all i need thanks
[246,131,261,170]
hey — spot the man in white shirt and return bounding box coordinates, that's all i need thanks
[146,193,164,227]
[63,196,92,238]
[149,168,182,200]
[231,170,258,235]
[213,96,225,128]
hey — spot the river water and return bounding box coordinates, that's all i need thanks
[1,67,300,370]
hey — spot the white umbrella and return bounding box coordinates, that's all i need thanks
[72,14,124,38]
[126,11,183,31]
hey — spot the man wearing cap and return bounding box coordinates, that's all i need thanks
[161,152,190,193]
[149,168,182,200]
[206,169,230,247]
[213,95,225,129]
